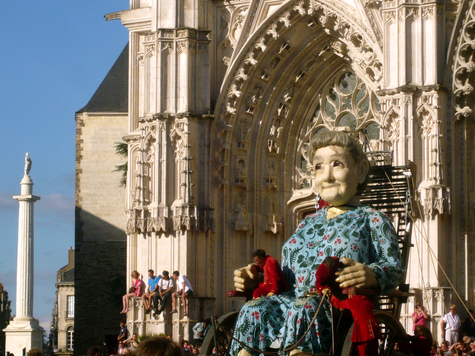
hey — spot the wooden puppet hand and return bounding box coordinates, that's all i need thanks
[234,264,260,291]
[335,257,379,289]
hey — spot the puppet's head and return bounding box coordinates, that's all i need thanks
[309,131,370,206]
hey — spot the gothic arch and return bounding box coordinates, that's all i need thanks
[210,0,384,250]
[450,0,475,120]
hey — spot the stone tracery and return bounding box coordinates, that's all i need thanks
[452,0,475,120]
[297,69,382,189]
[210,0,386,244]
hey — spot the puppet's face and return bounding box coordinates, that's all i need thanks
[312,145,367,206]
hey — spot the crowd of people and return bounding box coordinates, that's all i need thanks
[87,336,193,356]
[386,303,475,356]
[114,317,212,356]
[113,335,204,356]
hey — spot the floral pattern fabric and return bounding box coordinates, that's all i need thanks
[230,206,404,355]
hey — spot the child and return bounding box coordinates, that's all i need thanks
[331,286,381,356]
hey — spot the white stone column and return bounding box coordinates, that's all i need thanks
[14,175,40,319]
[4,153,43,356]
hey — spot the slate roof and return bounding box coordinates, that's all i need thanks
[58,269,75,283]
[77,43,128,113]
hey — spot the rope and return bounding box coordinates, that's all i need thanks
[379,163,474,322]
[400,170,433,316]
[407,176,474,321]
[214,294,327,356]
[407,175,435,316]
[330,295,335,355]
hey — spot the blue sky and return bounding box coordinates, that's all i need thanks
[0,1,129,332]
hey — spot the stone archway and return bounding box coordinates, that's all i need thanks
[209,0,384,307]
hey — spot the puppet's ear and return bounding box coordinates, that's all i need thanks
[357,159,370,184]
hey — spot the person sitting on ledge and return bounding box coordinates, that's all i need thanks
[143,269,161,312]
[171,271,194,316]
[153,270,174,316]
[121,270,143,314]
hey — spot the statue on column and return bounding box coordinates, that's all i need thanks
[24,153,32,177]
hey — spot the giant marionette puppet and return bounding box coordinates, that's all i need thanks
[231,131,403,356]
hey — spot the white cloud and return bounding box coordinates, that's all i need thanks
[39,193,74,212]
[36,193,74,223]
[0,191,74,215]
[0,191,18,211]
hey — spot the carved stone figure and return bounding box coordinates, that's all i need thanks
[24,153,32,177]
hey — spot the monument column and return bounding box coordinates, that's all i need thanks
[4,153,43,355]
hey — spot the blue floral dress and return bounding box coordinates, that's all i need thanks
[230,206,404,355]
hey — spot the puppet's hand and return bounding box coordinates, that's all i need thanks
[322,288,331,297]
[267,292,274,297]
[234,264,260,291]
[335,257,379,289]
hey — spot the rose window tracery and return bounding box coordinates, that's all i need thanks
[297,70,382,188]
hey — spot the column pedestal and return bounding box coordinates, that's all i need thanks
[4,318,43,356]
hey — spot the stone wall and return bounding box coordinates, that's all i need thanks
[55,283,74,353]
[75,112,128,356]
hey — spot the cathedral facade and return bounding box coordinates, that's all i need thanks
[83,0,475,345]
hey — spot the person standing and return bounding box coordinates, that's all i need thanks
[192,318,211,345]
[441,304,462,346]
[171,271,193,316]
[412,302,430,331]
[153,270,174,315]
[118,321,128,345]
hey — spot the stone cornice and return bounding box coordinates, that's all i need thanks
[13,195,40,202]
[377,84,448,96]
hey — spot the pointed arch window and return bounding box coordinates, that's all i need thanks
[297,69,382,189]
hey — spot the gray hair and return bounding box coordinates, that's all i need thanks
[308,131,370,195]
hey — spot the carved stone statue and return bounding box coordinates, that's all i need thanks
[24,153,32,177]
